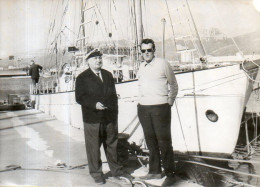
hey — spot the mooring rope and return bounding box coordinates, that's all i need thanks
[174,100,190,154]
[241,60,260,83]
[243,129,260,150]
[243,69,260,83]
[213,171,257,187]
[191,155,260,165]
[183,160,260,178]
[121,115,138,133]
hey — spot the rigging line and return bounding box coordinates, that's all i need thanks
[75,0,84,47]
[93,10,109,46]
[230,37,243,56]
[121,115,138,133]
[174,100,190,155]
[45,0,55,55]
[45,0,59,59]
[251,59,260,67]
[75,0,82,46]
[129,0,136,44]
[107,1,116,46]
[180,70,252,90]
[215,172,256,187]
[87,8,96,45]
[112,0,125,40]
[175,2,199,58]
[127,0,131,41]
[243,59,260,73]
[61,32,70,43]
[58,0,70,36]
[211,2,246,59]
[184,0,207,57]
[165,0,180,62]
[108,0,111,33]
[72,0,77,44]
[192,155,260,165]
[132,0,139,48]
[176,1,201,60]
[143,0,148,37]
[131,0,137,44]
[64,26,77,36]
[183,160,260,178]
[50,0,61,41]
[128,0,135,42]
[243,68,260,83]
[141,0,146,37]
[127,0,136,61]
[195,75,248,92]
[95,3,109,35]
[181,94,251,98]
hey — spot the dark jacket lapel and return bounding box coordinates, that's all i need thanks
[101,69,109,95]
[87,68,103,86]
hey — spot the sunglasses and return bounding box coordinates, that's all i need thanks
[141,48,153,53]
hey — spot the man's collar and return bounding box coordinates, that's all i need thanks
[90,67,101,75]
[144,57,155,66]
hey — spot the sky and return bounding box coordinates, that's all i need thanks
[0,0,260,59]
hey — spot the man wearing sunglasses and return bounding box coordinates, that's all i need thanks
[137,38,178,186]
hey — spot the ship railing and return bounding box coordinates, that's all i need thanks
[112,69,137,83]
[29,67,138,94]
[30,80,57,95]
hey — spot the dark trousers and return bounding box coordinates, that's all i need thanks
[32,78,39,85]
[83,121,123,179]
[138,104,175,176]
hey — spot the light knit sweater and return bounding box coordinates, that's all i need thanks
[138,57,178,105]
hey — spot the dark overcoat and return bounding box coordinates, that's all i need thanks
[75,68,118,123]
[29,64,43,79]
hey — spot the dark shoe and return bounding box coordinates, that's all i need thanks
[94,177,106,185]
[139,173,162,180]
[162,175,178,186]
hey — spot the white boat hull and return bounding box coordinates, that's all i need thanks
[32,64,256,157]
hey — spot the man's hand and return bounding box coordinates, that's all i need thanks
[96,102,107,110]
[168,98,175,107]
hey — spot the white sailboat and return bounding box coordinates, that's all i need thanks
[31,0,260,158]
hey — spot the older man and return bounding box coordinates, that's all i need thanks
[75,50,132,185]
[137,39,178,185]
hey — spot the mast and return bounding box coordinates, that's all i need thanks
[161,18,166,58]
[135,0,143,49]
[81,0,86,50]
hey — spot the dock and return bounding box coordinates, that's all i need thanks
[0,109,115,186]
[0,109,198,186]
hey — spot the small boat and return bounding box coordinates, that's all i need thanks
[0,104,25,111]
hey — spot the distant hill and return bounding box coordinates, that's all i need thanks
[154,30,260,60]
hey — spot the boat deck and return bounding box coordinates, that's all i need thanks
[0,109,198,186]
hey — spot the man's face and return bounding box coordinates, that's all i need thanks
[141,43,155,63]
[88,56,103,71]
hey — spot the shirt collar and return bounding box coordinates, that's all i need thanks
[90,67,101,75]
[144,57,155,67]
